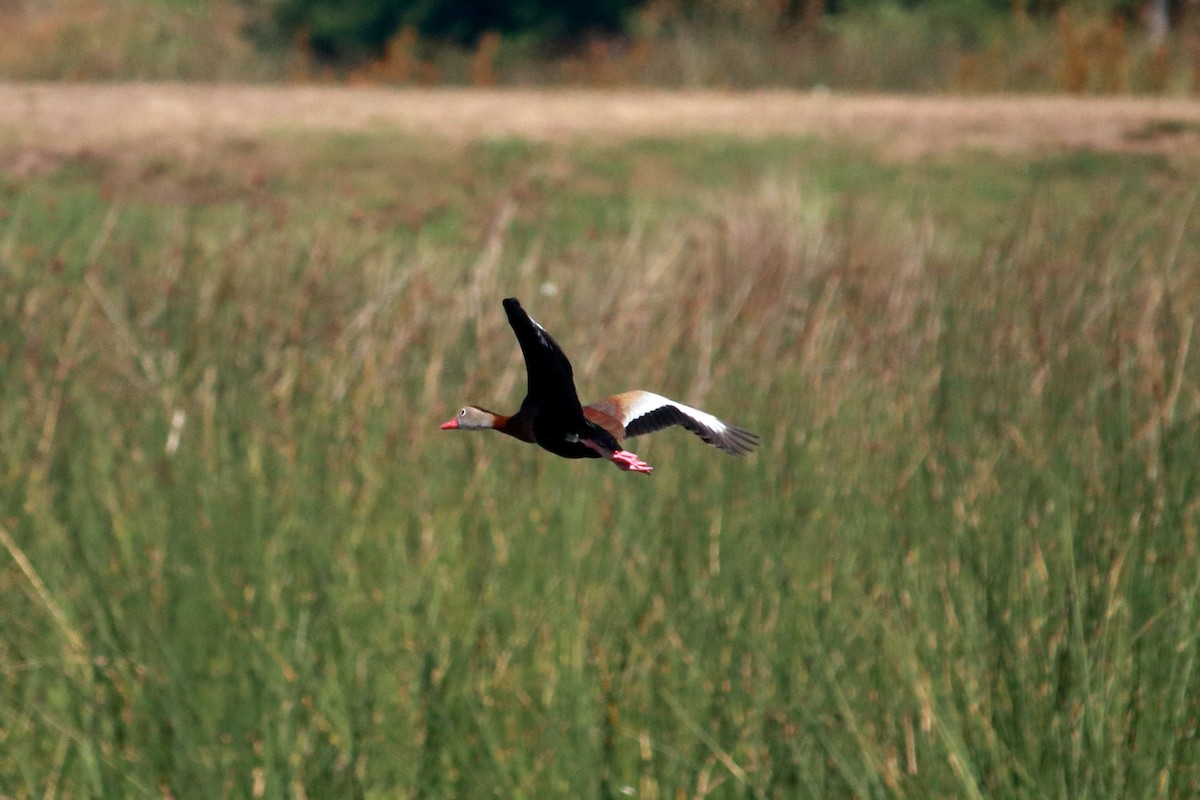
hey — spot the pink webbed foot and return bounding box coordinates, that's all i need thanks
[610,449,653,474]
[580,438,653,474]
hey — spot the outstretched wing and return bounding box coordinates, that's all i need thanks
[597,390,760,456]
[503,298,585,418]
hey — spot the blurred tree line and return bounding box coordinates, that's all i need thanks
[263,0,1186,61]
[269,0,639,59]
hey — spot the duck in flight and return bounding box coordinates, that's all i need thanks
[440,298,759,474]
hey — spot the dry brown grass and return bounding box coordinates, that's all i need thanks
[1057,10,1130,93]
[2,84,1200,171]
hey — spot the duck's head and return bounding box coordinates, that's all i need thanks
[440,406,497,431]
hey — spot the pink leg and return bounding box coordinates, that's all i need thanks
[581,439,653,474]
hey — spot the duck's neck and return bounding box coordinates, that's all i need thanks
[493,410,535,443]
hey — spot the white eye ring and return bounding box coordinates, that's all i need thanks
[459,409,466,416]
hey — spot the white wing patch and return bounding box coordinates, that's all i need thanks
[617,391,760,456]
[621,392,728,433]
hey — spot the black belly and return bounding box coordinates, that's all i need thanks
[533,416,620,459]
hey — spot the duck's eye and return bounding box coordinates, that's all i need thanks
[459,408,466,417]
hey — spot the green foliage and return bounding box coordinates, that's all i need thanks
[2,131,1200,797]
[834,0,1009,15]
[846,0,1011,48]
[2,0,1196,92]
[270,0,645,58]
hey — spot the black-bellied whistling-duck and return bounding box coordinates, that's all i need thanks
[440,298,760,474]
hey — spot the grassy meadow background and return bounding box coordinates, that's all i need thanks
[1,120,1200,798]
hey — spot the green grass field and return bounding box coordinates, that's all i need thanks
[2,127,1199,798]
